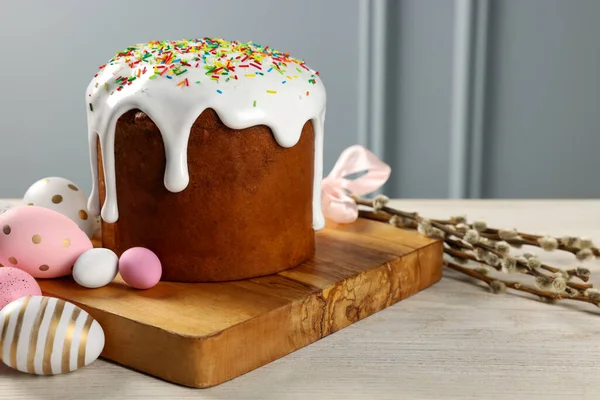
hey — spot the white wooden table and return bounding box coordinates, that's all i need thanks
[1,199,600,400]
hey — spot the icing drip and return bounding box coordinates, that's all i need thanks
[86,38,326,230]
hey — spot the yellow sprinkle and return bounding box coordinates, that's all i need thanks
[287,75,292,79]
[293,75,298,79]
[266,90,277,94]
[245,74,256,78]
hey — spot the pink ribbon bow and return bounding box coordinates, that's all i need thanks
[321,145,391,224]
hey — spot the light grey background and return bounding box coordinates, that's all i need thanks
[379,0,600,198]
[0,0,598,199]
[483,0,600,198]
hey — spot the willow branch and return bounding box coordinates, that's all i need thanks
[445,261,599,306]
[354,196,593,293]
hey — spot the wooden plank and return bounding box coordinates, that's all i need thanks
[38,218,443,388]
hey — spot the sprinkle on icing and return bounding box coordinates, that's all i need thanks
[96,38,319,90]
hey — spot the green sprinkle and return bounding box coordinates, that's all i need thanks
[149,74,158,79]
[253,100,257,107]
[175,69,188,76]
[89,103,93,112]
[196,80,201,84]
[296,67,302,73]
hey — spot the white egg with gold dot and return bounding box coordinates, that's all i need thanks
[23,177,99,238]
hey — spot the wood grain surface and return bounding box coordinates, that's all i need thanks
[32,217,442,388]
[3,199,600,400]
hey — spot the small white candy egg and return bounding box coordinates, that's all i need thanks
[23,177,99,238]
[73,248,118,289]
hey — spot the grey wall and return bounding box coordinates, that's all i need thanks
[375,0,600,199]
[483,0,600,198]
[1,0,600,199]
[384,0,456,198]
[0,0,359,197]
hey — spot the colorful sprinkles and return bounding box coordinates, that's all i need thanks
[95,38,319,94]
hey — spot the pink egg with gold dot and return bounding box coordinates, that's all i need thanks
[0,206,93,278]
[119,247,162,289]
[0,267,42,310]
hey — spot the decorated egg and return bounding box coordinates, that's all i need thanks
[0,295,104,375]
[23,177,99,238]
[0,200,12,215]
[73,248,118,289]
[0,267,41,310]
[119,247,162,289]
[0,206,93,278]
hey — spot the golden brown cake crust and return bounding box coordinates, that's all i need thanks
[98,109,315,282]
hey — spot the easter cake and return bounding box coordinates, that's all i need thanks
[85,38,326,282]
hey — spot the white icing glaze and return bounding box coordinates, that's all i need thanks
[86,39,326,229]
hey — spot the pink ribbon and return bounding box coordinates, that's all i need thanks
[321,145,391,224]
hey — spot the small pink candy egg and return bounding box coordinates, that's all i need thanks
[0,267,42,310]
[0,206,93,278]
[118,247,162,289]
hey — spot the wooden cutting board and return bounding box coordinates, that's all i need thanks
[38,218,443,388]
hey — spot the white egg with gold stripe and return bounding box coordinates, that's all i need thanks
[0,295,104,375]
